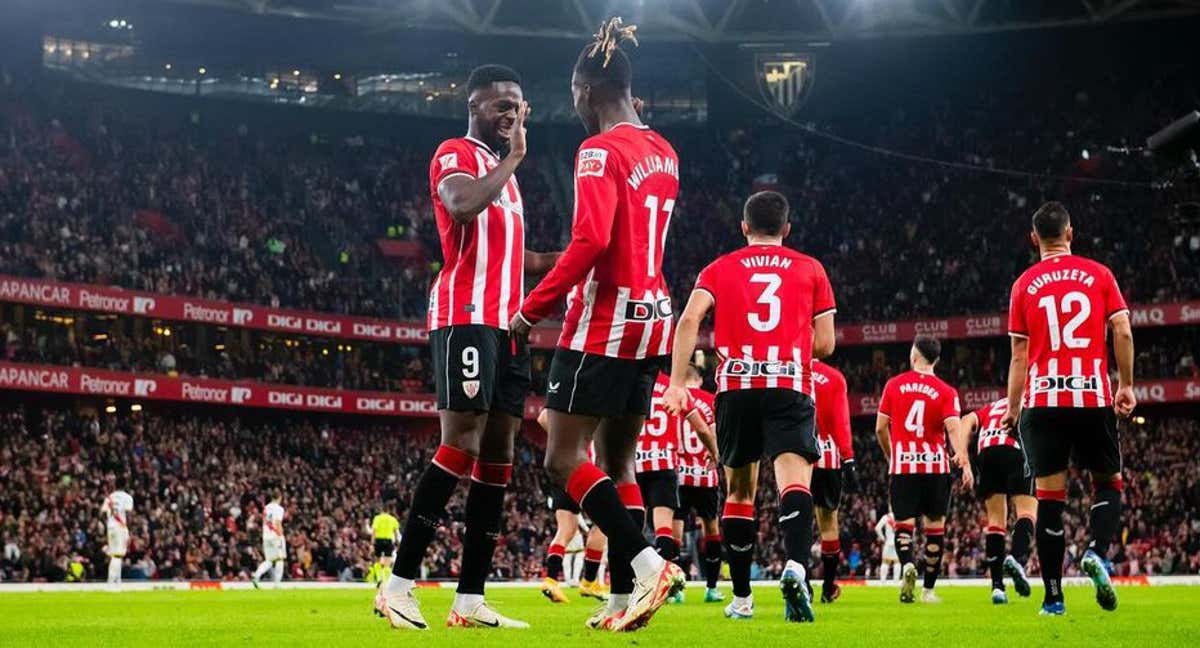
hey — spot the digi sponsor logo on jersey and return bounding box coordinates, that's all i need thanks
[1031,375,1100,394]
[355,397,396,413]
[897,449,946,464]
[625,297,673,321]
[723,359,799,378]
[577,148,608,177]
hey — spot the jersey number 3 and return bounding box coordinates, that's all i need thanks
[748,273,782,332]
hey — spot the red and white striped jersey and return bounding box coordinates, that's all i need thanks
[974,398,1021,453]
[878,370,961,475]
[1008,253,1127,409]
[637,374,682,473]
[677,388,718,488]
[812,360,853,470]
[427,137,525,332]
[693,244,835,395]
[520,124,679,359]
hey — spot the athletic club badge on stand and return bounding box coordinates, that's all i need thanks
[756,52,815,117]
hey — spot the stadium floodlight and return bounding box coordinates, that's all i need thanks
[1081,149,1090,160]
[198,67,207,75]
[292,69,300,76]
[104,405,117,414]
[131,404,143,412]
[165,63,172,70]
[333,73,342,80]
[109,19,119,28]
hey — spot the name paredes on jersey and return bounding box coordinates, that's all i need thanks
[1024,267,1097,295]
[899,382,941,399]
[739,254,793,270]
[625,154,679,191]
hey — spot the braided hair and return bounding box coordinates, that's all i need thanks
[574,16,638,89]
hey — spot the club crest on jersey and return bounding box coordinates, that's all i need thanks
[756,52,815,116]
[723,359,798,377]
[462,380,480,399]
[1031,375,1100,393]
[438,153,458,171]
[577,148,608,178]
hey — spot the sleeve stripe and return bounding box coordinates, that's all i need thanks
[436,172,474,190]
[813,308,837,320]
[1107,308,1130,321]
[1008,331,1029,339]
[692,287,716,302]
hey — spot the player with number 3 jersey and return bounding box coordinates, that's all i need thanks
[665,191,836,624]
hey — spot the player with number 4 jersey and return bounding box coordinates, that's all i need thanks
[665,191,836,624]
[875,335,972,605]
[1003,201,1136,617]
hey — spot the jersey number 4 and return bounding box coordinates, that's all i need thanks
[904,400,926,438]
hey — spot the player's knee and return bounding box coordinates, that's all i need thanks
[543,451,580,486]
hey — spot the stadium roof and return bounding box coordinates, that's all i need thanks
[155,0,1200,42]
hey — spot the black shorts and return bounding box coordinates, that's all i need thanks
[635,469,680,511]
[714,389,819,469]
[545,348,664,418]
[811,468,842,511]
[430,325,530,418]
[976,446,1035,499]
[889,474,952,521]
[1019,407,1121,477]
[373,538,395,557]
[547,483,580,514]
[675,485,720,522]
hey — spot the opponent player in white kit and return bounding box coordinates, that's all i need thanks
[874,511,899,582]
[101,480,134,589]
[253,495,287,587]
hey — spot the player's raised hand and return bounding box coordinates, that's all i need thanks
[662,385,688,416]
[508,100,529,159]
[1113,384,1137,418]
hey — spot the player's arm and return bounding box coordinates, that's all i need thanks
[536,407,549,431]
[665,290,715,414]
[945,415,973,489]
[1110,310,1136,418]
[874,515,888,541]
[437,103,529,224]
[1003,336,1028,429]
[874,413,891,464]
[812,261,837,359]
[512,146,618,334]
[831,375,860,493]
[961,411,979,447]
[524,250,561,276]
[685,409,720,464]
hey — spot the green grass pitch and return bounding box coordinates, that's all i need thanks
[3,584,1198,647]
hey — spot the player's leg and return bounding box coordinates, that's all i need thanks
[1079,409,1123,612]
[699,503,724,600]
[450,408,525,627]
[581,526,608,599]
[543,509,578,602]
[650,474,681,562]
[774,451,816,622]
[1020,407,1070,615]
[271,557,284,585]
[983,493,1008,602]
[721,461,759,619]
[815,506,841,602]
[768,391,820,622]
[1006,494,1036,598]
[252,552,272,584]
[918,473,950,602]
[890,476,919,603]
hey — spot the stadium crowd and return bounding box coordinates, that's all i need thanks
[1,406,1197,584]
[3,75,1199,329]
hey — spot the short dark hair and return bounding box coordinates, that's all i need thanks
[913,334,941,364]
[466,65,521,93]
[743,191,789,235]
[1032,201,1070,239]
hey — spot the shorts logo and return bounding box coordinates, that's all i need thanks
[577,148,608,178]
[439,153,458,171]
[548,381,561,393]
[462,380,480,399]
